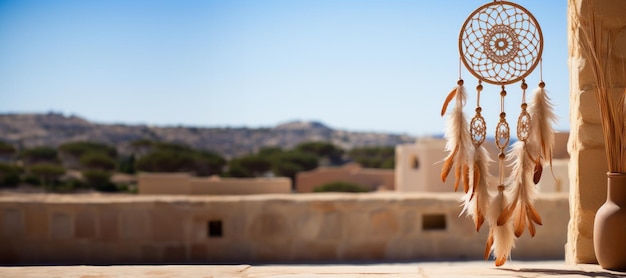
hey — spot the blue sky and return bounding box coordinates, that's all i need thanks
[0,0,569,136]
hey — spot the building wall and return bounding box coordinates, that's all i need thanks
[566,0,626,264]
[138,173,291,195]
[0,193,568,264]
[295,164,394,192]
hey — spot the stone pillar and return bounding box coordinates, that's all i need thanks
[566,0,626,264]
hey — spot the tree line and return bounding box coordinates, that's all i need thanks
[0,139,395,192]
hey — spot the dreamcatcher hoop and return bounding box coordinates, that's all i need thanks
[458,1,543,85]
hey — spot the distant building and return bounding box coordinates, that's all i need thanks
[295,163,395,192]
[138,173,291,195]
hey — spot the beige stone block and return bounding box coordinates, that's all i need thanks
[24,206,48,240]
[151,208,186,242]
[577,122,604,148]
[249,213,290,242]
[577,90,602,125]
[293,213,321,240]
[292,241,337,262]
[385,238,414,261]
[369,209,399,238]
[208,241,252,263]
[141,245,161,263]
[340,240,385,261]
[121,211,149,240]
[310,201,337,213]
[318,212,343,240]
[401,209,419,236]
[576,148,608,211]
[253,242,291,263]
[50,213,72,240]
[2,208,22,238]
[98,210,119,241]
[190,244,207,262]
[163,245,187,263]
[74,211,96,239]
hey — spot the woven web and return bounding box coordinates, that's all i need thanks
[459,2,542,85]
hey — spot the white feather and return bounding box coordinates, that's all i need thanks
[528,87,557,166]
[488,190,516,266]
[461,145,492,231]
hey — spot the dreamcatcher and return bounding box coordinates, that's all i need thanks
[440,1,556,266]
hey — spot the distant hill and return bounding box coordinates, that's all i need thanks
[0,113,416,159]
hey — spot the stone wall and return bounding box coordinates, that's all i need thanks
[0,193,568,265]
[566,0,626,264]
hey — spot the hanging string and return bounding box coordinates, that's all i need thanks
[459,57,462,80]
[517,80,530,142]
[496,85,510,186]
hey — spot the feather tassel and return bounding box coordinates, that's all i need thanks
[486,186,515,266]
[461,146,491,232]
[528,85,557,179]
[499,141,543,238]
[440,82,473,192]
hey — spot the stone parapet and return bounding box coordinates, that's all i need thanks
[0,193,568,264]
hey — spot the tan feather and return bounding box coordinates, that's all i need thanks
[495,255,507,267]
[476,209,485,232]
[454,163,461,192]
[497,198,517,226]
[471,163,480,201]
[441,88,457,116]
[527,205,543,225]
[463,164,470,193]
[528,218,537,237]
[441,146,458,183]
[484,231,494,260]
[533,160,543,184]
[514,204,526,238]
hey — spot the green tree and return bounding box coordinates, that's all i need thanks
[59,141,117,158]
[228,155,271,177]
[83,169,116,192]
[80,152,117,171]
[268,150,318,181]
[20,147,60,165]
[0,162,21,187]
[0,141,16,161]
[134,147,225,176]
[295,141,344,165]
[118,155,136,174]
[348,146,395,169]
[29,163,65,185]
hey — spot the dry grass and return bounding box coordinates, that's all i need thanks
[574,7,626,173]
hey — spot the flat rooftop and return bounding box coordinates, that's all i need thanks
[1,261,624,278]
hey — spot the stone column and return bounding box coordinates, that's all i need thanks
[566,0,626,264]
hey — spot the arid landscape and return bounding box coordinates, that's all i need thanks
[0,112,416,159]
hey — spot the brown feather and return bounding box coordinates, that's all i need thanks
[497,201,516,226]
[470,163,480,201]
[484,231,494,260]
[441,146,458,183]
[495,255,507,267]
[463,164,470,193]
[533,160,543,184]
[528,218,537,237]
[527,205,543,225]
[476,210,485,232]
[514,204,526,238]
[441,88,457,116]
[453,163,461,192]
